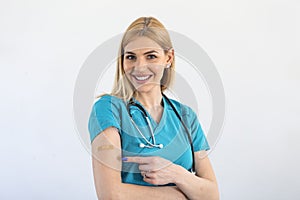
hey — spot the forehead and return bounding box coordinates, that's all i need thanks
[124,36,163,53]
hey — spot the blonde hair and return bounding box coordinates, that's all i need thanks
[100,17,175,101]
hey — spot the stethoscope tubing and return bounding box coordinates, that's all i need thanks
[126,93,196,173]
[129,117,157,147]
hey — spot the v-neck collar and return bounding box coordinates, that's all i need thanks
[129,95,167,134]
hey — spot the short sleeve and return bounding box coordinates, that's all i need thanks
[88,95,121,143]
[187,107,210,152]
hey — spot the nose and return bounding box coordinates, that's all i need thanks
[135,57,148,70]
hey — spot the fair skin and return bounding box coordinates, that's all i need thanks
[123,36,170,122]
[92,36,219,199]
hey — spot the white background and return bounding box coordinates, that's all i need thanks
[1,0,299,199]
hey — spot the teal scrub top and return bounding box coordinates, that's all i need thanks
[88,94,210,186]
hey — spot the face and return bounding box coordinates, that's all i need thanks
[123,36,173,93]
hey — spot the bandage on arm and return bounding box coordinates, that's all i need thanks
[91,127,187,200]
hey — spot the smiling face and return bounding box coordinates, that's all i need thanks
[123,36,173,94]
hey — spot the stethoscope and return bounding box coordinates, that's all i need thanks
[126,93,196,173]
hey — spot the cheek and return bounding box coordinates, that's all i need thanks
[152,65,165,76]
[123,62,132,74]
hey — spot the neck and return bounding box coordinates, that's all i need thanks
[134,89,163,109]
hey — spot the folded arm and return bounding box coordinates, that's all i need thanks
[91,127,187,200]
[173,151,219,200]
[123,152,219,200]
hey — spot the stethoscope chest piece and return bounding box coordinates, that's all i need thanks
[126,93,196,173]
[139,143,164,149]
[127,100,164,149]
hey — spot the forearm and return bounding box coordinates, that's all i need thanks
[174,166,219,200]
[116,184,187,200]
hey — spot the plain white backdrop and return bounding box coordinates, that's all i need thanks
[1,0,299,199]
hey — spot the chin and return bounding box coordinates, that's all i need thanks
[133,83,158,93]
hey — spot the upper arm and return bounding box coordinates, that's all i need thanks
[91,127,122,199]
[194,151,217,183]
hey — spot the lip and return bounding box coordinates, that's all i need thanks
[131,74,152,84]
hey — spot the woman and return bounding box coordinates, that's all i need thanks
[88,16,219,200]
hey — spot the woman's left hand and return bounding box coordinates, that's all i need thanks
[124,156,183,185]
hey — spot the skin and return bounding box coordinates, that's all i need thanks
[123,36,173,121]
[92,36,219,199]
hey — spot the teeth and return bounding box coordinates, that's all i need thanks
[134,75,151,81]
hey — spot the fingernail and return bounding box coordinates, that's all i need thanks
[122,157,128,161]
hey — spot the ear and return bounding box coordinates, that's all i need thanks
[166,48,174,65]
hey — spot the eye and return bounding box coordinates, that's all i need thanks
[147,54,157,59]
[125,55,136,60]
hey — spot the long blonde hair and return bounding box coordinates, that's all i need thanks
[101,17,175,101]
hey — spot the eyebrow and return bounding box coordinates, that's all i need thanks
[124,50,159,55]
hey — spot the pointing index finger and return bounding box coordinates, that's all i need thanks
[123,156,151,164]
